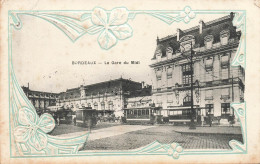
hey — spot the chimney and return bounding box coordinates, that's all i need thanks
[141,81,145,88]
[177,28,183,41]
[28,82,29,89]
[199,20,205,34]
[230,12,234,20]
[156,36,159,45]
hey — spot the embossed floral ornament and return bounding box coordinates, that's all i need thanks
[167,143,183,159]
[179,6,196,23]
[14,107,55,151]
[91,7,133,50]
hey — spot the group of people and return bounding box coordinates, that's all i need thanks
[199,114,235,127]
[199,114,213,127]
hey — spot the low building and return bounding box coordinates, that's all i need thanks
[21,84,59,114]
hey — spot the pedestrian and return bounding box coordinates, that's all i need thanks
[73,116,76,126]
[209,115,212,127]
[228,114,235,127]
[57,115,60,126]
[201,114,204,127]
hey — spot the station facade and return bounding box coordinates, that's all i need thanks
[56,78,143,116]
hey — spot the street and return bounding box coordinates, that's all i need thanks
[50,123,243,150]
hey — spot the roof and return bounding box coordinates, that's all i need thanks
[60,78,143,99]
[21,86,59,95]
[126,85,152,98]
[152,13,239,59]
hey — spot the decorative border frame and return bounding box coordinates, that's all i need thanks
[8,6,247,159]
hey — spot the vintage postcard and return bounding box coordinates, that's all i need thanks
[1,0,260,163]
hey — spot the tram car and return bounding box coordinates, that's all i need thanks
[123,107,163,124]
[75,107,97,127]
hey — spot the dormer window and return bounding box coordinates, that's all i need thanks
[166,47,173,58]
[220,30,230,45]
[179,35,195,52]
[156,50,162,58]
[204,35,214,49]
[155,50,162,62]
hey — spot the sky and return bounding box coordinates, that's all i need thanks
[12,11,228,93]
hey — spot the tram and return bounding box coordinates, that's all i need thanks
[75,107,97,127]
[123,107,163,124]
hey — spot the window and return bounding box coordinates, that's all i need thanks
[183,75,192,85]
[183,42,192,52]
[239,65,245,78]
[221,55,229,79]
[205,57,213,71]
[173,110,182,115]
[88,103,91,107]
[182,109,191,116]
[101,102,105,110]
[205,90,213,100]
[167,67,173,79]
[182,64,193,85]
[156,50,162,61]
[169,111,174,115]
[220,30,230,45]
[206,104,214,115]
[166,47,173,58]
[108,101,113,110]
[94,102,98,110]
[156,68,162,80]
[134,110,137,115]
[142,109,146,115]
[182,64,192,72]
[183,94,191,106]
[221,55,229,68]
[221,103,230,118]
[204,35,214,49]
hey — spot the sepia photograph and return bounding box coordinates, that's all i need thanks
[14,11,244,151]
[3,0,260,163]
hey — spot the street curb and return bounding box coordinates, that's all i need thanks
[173,130,242,137]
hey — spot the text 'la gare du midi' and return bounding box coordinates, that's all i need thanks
[72,61,140,65]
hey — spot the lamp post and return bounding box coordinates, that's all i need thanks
[179,41,196,129]
[189,41,196,129]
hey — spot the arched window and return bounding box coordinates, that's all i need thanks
[183,92,191,106]
[101,102,105,110]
